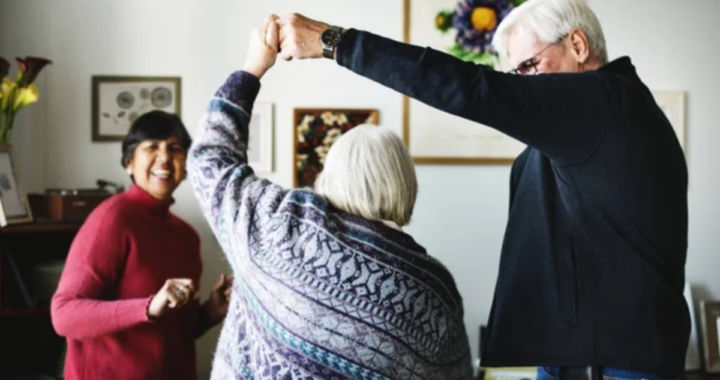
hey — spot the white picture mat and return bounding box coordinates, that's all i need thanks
[406,0,526,160]
[652,91,686,150]
[248,103,274,173]
[0,151,28,218]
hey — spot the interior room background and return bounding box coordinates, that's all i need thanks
[1,0,718,377]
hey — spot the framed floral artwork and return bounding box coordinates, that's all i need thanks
[293,108,379,188]
[403,0,527,165]
[91,76,182,142]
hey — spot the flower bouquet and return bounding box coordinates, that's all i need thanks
[0,56,52,143]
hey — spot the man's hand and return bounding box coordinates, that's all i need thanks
[244,15,280,79]
[276,13,330,61]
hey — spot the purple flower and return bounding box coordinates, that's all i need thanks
[452,0,516,54]
[16,56,52,88]
[0,58,9,79]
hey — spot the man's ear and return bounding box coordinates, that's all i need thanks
[568,27,591,64]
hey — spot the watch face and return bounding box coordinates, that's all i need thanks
[322,29,341,46]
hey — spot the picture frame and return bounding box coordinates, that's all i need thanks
[0,145,33,227]
[402,0,526,165]
[248,103,274,173]
[700,300,720,373]
[685,283,701,370]
[293,108,379,188]
[652,91,686,150]
[91,76,182,142]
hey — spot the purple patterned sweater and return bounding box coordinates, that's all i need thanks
[188,70,473,380]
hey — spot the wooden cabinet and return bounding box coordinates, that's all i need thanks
[0,223,80,379]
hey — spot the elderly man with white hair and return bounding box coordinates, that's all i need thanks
[188,16,473,380]
[273,0,690,380]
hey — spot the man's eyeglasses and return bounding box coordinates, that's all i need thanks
[509,35,568,76]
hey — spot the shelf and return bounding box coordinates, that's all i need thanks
[0,223,81,235]
[0,307,50,318]
[687,371,720,380]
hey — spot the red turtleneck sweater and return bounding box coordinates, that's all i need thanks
[51,185,204,380]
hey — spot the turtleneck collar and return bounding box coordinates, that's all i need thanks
[126,183,174,219]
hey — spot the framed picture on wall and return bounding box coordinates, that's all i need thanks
[293,108,379,188]
[0,145,33,227]
[402,0,526,165]
[248,103,274,173]
[684,283,701,370]
[700,301,720,373]
[91,76,182,142]
[652,91,686,150]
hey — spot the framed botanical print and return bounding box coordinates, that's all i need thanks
[92,76,182,142]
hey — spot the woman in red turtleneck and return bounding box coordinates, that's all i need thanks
[51,111,232,380]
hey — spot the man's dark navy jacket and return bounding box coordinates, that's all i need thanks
[337,29,689,377]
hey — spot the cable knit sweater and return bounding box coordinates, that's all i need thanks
[187,70,473,380]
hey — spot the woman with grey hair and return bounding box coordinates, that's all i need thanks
[274,0,689,379]
[188,16,472,380]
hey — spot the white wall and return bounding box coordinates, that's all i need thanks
[1,0,719,377]
[588,0,720,307]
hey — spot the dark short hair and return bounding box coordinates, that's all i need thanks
[120,110,192,168]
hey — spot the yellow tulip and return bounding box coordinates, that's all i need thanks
[1,78,16,112]
[13,84,39,110]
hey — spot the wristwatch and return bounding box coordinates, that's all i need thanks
[321,26,344,59]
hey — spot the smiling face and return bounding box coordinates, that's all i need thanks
[125,136,186,201]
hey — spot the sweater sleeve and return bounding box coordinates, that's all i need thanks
[51,205,152,340]
[336,29,615,164]
[187,70,287,266]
